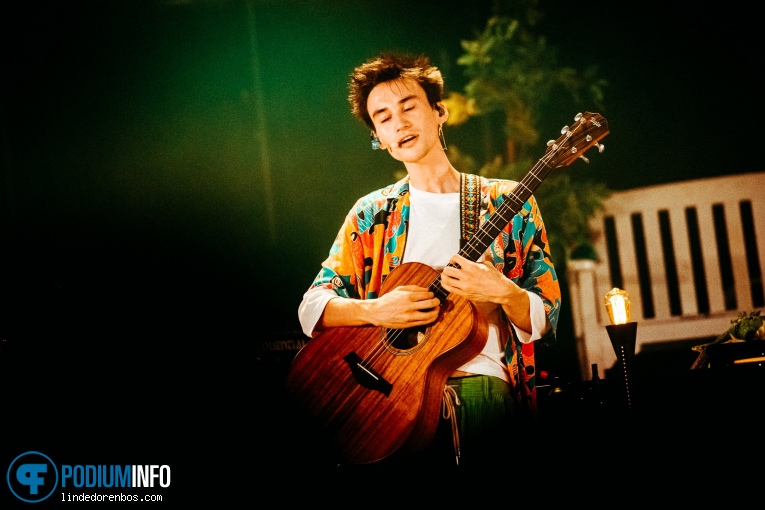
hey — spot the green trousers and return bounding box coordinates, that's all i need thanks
[434,374,519,468]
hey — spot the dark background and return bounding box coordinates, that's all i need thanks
[1,0,763,497]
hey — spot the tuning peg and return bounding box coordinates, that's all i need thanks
[579,155,590,164]
[596,142,605,153]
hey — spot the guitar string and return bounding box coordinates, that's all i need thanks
[354,151,559,374]
[354,127,575,373]
[354,118,594,373]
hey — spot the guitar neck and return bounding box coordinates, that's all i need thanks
[427,111,609,301]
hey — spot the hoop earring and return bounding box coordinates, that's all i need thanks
[370,131,381,150]
[438,124,447,151]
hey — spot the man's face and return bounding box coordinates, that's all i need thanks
[366,78,442,163]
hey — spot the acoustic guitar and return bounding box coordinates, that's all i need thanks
[285,112,610,465]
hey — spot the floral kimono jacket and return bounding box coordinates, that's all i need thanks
[307,174,561,415]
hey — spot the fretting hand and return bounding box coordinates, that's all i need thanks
[441,253,531,332]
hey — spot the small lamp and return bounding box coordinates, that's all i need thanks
[605,287,631,325]
[604,288,637,412]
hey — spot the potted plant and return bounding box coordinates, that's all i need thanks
[691,310,765,369]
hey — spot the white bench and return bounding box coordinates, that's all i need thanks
[567,172,765,380]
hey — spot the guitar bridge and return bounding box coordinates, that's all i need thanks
[343,352,393,397]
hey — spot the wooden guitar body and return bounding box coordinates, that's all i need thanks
[285,261,488,465]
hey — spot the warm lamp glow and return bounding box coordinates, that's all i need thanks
[605,288,630,325]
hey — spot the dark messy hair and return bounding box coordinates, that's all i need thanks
[348,52,444,129]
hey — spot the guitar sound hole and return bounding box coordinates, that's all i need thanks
[384,326,430,354]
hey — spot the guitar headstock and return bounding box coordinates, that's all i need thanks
[545,112,609,168]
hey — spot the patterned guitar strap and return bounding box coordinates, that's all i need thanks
[459,172,482,249]
[441,172,482,466]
